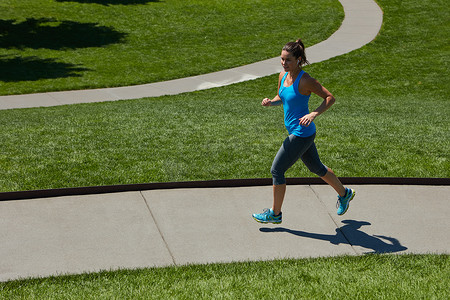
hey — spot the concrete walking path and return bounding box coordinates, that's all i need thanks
[0,0,383,110]
[1,184,449,282]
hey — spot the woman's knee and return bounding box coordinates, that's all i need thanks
[307,163,328,177]
[271,166,286,185]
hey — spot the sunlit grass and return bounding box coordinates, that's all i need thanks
[0,0,343,95]
[0,0,448,193]
[1,255,449,299]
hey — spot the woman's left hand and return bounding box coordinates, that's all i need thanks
[299,113,316,127]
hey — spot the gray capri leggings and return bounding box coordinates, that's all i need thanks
[271,133,328,185]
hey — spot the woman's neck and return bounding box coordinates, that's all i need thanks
[288,67,302,79]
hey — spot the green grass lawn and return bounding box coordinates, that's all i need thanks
[0,1,448,296]
[0,0,448,192]
[0,0,343,95]
[1,254,449,299]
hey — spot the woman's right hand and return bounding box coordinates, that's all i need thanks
[261,98,271,106]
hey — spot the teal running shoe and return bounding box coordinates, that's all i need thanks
[252,208,282,224]
[336,187,356,216]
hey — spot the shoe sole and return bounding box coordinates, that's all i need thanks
[252,216,282,224]
[338,189,356,216]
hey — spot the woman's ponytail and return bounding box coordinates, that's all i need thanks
[295,39,309,66]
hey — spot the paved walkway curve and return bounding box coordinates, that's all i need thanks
[0,0,383,110]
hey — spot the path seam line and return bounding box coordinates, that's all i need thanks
[140,191,177,266]
[309,185,359,255]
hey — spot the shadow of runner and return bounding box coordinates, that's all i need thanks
[0,56,90,82]
[260,220,408,254]
[0,18,127,50]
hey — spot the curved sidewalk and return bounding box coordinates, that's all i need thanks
[0,0,383,110]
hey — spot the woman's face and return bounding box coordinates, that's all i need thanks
[280,50,298,72]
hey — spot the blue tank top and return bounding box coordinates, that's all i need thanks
[279,70,316,137]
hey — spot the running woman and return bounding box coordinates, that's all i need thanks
[252,39,355,224]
